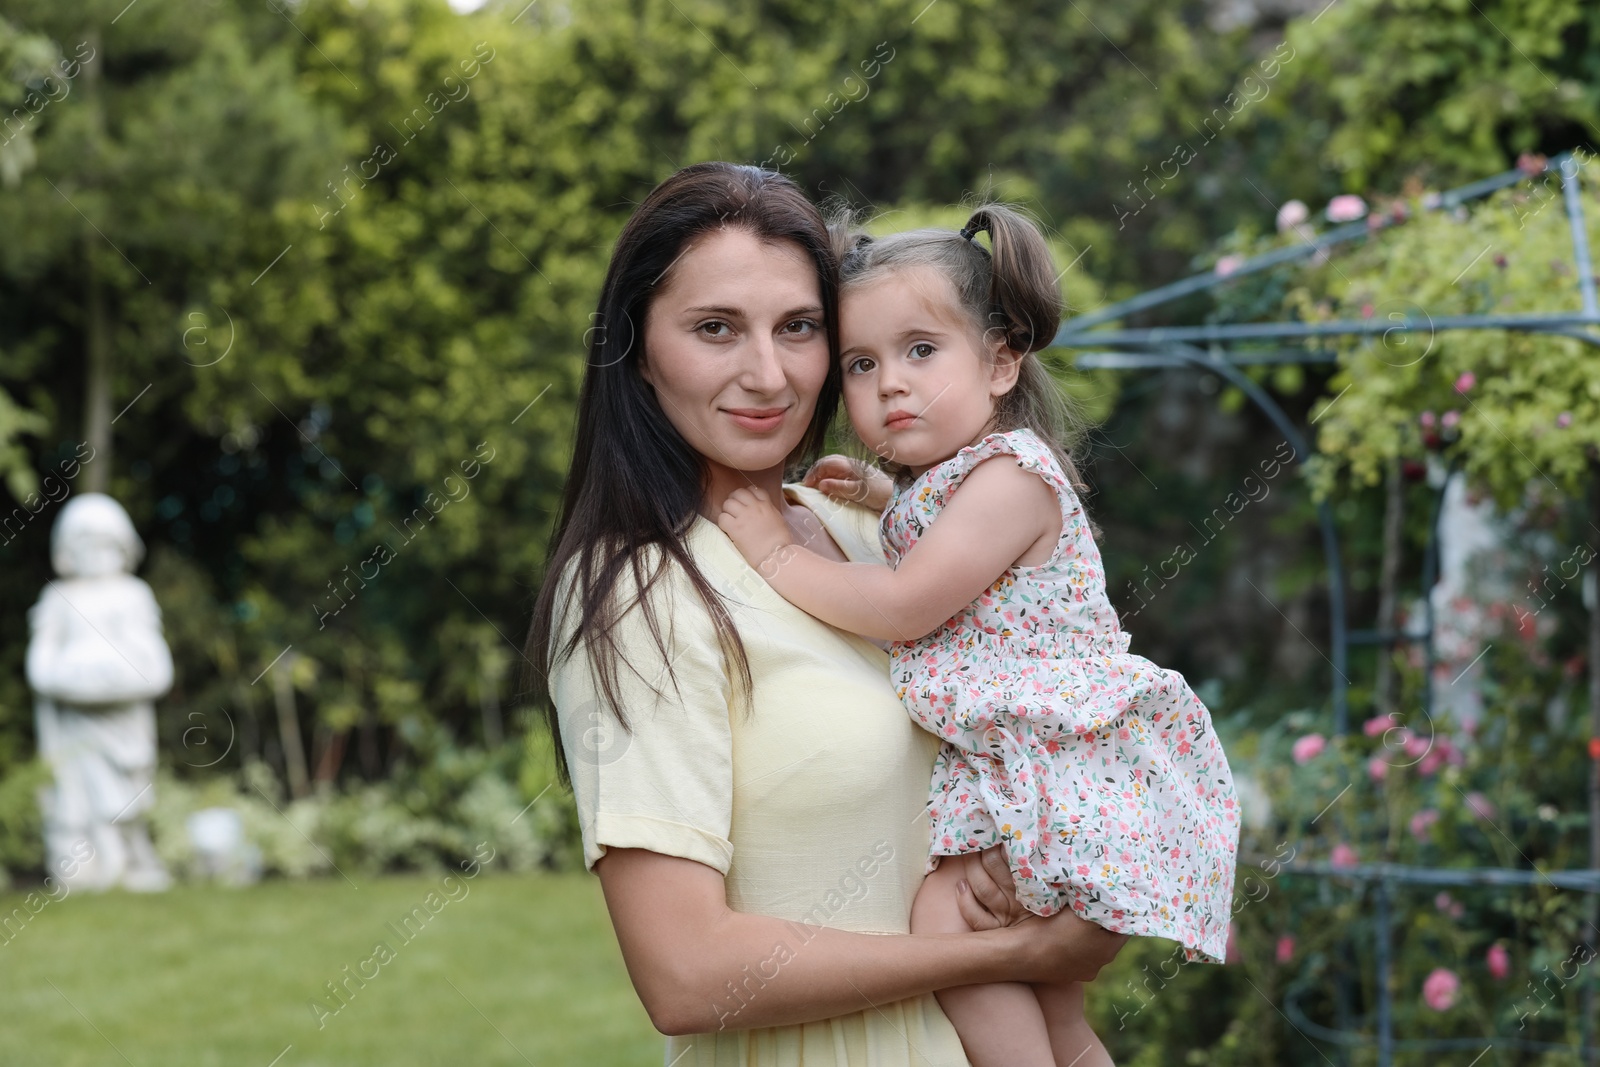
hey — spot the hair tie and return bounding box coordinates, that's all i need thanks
[958,223,982,242]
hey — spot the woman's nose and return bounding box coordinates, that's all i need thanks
[741,333,787,393]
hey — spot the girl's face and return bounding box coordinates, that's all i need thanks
[640,227,830,489]
[839,266,1019,476]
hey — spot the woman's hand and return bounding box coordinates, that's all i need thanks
[955,846,1128,984]
[1007,906,1129,985]
[803,455,893,511]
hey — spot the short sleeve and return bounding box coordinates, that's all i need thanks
[549,551,735,875]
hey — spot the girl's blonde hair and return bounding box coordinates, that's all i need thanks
[830,202,1092,492]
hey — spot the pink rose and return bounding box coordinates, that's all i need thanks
[1418,411,1437,430]
[1442,410,1461,429]
[1367,756,1388,782]
[1558,412,1573,428]
[1292,733,1326,764]
[1403,733,1429,759]
[1454,372,1476,394]
[1276,200,1309,232]
[1409,809,1440,840]
[1465,791,1496,821]
[1418,749,1445,777]
[1276,935,1295,964]
[1435,891,1465,919]
[1364,714,1393,738]
[1423,967,1460,1011]
[1326,195,1368,223]
[1215,254,1246,277]
[1487,943,1510,981]
[1331,843,1358,869]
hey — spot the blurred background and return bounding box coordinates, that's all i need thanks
[1,0,1597,1063]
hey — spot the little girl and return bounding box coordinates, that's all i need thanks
[718,204,1241,1067]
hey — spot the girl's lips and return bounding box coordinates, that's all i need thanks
[724,407,788,432]
[884,412,918,430]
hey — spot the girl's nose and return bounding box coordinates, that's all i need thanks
[877,361,909,397]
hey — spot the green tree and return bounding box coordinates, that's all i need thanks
[1264,0,1599,192]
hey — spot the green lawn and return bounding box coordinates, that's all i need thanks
[0,872,662,1066]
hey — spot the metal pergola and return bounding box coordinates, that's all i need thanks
[1051,152,1600,1064]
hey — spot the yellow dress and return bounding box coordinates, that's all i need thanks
[552,486,971,1067]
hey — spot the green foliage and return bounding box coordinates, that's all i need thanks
[141,738,574,882]
[1268,0,1599,190]
[0,0,1294,804]
[0,755,46,884]
[1299,161,1600,505]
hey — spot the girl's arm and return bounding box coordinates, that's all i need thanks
[597,847,1125,1035]
[717,456,1060,642]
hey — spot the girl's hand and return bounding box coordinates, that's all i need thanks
[803,455,894,511]
[717,487,794,574]
[951,848,1031,930]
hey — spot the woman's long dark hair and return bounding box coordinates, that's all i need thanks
[525,162,842,786]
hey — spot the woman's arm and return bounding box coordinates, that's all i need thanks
[597,847,1125,1036]
[717,457,1060,642]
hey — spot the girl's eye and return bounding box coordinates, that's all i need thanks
[845,355,875,375]
[782,318,820,336]
[909,342,935,359]
[697,320,733,339]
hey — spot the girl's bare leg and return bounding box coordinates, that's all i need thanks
[911,856,1056,1067]
[1035,980,1115,1067]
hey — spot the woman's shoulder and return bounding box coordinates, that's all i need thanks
[782,483,887,564]
[550,536,715,657]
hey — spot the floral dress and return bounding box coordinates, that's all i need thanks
[882,428,1240,963]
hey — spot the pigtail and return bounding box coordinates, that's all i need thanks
[960,204,1063,355]
[960,204,1093,507]
[829,200,1097,520]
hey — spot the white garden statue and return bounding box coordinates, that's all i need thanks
[26,493,174,892]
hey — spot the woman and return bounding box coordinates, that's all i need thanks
[526,162,1124,1065]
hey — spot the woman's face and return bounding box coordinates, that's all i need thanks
[639,227,829,487]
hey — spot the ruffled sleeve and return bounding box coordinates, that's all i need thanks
[941,429,1065,493]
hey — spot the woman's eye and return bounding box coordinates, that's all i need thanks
[697,320,733,339]
[782,318,819,336]
[909,342,935,359]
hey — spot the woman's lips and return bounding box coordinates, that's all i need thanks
[724,406,788,432]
